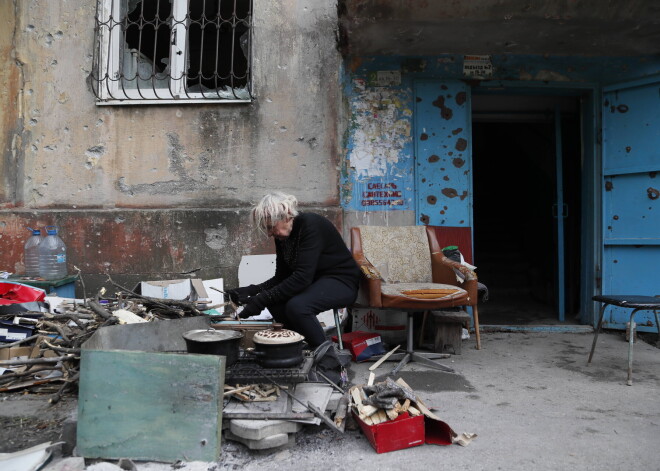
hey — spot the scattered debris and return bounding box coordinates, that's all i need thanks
[0,275,224,399]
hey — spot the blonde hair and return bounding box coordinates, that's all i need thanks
[252,192,299,234]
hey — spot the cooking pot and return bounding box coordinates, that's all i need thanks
[182,329,243,366]
[251,323,306,368]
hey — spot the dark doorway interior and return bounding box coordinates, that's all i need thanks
[471,95,582,325]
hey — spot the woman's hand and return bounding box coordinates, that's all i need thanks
[238,300,262,319]
[226,285,260,305]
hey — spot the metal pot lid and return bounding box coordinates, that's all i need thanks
[253,323,304,345]
[182,329,243,342]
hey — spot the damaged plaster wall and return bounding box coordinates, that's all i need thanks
[0,0,343,292]
[0,1,21,206]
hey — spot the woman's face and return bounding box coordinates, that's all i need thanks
[266,216,294,240]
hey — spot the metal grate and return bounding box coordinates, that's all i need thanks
[92,0,252,102]
[225,351,314,385]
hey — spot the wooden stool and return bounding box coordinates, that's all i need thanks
[432,310,471,355]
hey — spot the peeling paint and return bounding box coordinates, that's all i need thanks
[347,82,412,178]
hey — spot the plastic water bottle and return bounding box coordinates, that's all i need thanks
[24,228,43,277]
[39,226,67,280]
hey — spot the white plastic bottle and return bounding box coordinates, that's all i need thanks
[38,226,68,280]
[24,228,43,277]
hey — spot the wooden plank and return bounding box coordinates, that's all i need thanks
[77,350,224,462]
[367,372,375,386]
[368,345,400,371]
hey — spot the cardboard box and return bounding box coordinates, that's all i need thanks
[134,278,208,301]
[0,321,36,342]
[353,411,425,453]
[0,346,31,361]
[331,331,386,361]
[351,308,407,345]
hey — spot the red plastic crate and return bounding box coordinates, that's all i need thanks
[353,411,425,454]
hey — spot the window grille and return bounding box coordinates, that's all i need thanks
[92,0,252,104]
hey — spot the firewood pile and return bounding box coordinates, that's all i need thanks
[223,383,284,402]
[349,377,432,425]
[0,276,220,401]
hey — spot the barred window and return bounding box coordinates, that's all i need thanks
[92,0,252,104]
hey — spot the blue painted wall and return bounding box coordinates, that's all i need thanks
[341,53,660,212]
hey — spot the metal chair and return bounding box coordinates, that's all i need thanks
[588,295,660,385]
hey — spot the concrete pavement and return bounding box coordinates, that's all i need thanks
[5,330,659,471]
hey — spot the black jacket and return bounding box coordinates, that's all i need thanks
[252,212,360,308]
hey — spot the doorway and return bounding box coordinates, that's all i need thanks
[471,94,583,325]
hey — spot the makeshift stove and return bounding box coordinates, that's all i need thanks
[222,350,336,424]
[224,350,314,385]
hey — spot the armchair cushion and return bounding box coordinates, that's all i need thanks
[381,282,468,309]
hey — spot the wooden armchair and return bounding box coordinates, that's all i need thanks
[350,225,481,374]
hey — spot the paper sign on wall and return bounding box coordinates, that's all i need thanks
[463,55,493,79]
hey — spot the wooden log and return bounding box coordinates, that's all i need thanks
[88,300,113,320]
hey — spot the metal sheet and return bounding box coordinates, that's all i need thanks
[413,80,472,226]
[601,76,660,330]
[77,350,224,462]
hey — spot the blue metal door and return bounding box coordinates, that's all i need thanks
[414,80,472,227]
[601,76,660,331]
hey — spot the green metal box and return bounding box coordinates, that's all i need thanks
[77,317,225,462]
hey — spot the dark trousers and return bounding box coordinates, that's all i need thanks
[268,277,358,348]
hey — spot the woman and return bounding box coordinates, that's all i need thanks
[227,192,360,348]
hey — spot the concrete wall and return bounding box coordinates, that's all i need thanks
[0,0,343,293]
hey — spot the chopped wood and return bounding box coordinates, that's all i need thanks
[401,399,411,412]
[370,411,382,425]
[350,386,363,407]
[386,408,399,421]
[378,409,388,423]
[223,385,254,398]
[233,391,251,401]
[249,396,277,402]
[408,406,421,417]
[360,404,378,418]
[368,344,400,371]
[395,377,442,421]
[367,372,375,386]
